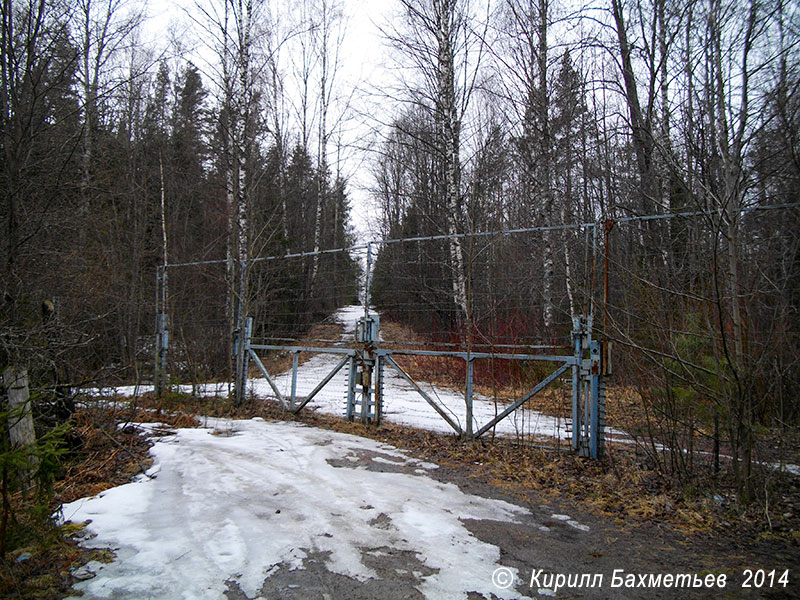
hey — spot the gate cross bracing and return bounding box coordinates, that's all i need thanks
[155,223,611,460]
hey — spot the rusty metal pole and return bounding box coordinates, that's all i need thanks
[603,219,614,376]
[603,219,614,338]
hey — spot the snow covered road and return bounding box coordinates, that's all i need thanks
[61,419,549,600]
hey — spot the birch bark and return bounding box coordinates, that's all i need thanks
[435,0,468,324]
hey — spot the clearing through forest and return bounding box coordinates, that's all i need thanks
[66,307,797,599]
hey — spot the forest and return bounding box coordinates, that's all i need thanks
[368,0,800,506]
[0,0,798,579]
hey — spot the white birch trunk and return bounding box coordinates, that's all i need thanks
[158,150,169,394]
[80,6,95,247]
[233,0,253,403]
[159,152,168,305]
[436,0,468,324]
[562,206,575,319]
[310,0,331,296]
[222,2,236,361]
[537,0,554,329]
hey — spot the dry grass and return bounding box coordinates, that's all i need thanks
[0,521,114,600]
[2,404,167,600]
[54,410,155,505]
[380,320,423,345]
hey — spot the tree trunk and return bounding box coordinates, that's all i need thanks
[435,0,468,326]
[537,0,555,330]
[611,0,657,211]
[233,0,253,405]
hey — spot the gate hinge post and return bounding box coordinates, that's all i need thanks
[155,313,169,396]
[465,356,474,440]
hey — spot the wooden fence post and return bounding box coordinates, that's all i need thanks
[3,367,36,450]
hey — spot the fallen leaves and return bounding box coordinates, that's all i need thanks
[54,409,155,505]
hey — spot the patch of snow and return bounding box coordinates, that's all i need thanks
[548,513,589,532]
[62,419,533,600]
[567,520,590,532]
[71,560,106,581]
[371,455,408,466]
[333,305,379,338]
[783,464,800,476]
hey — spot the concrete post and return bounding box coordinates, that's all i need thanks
[3,367,35,450]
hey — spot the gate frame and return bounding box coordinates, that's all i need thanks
[242,310,607,459]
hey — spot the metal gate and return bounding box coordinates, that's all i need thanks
[156,225,609,459]
[242,309,608,459]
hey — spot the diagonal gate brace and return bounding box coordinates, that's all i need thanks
[248,348,288,409]
[384,355,463,437]
[475,362,571,438]
[292,355,351,414]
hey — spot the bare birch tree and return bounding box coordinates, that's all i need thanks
[75,0,143,245]
[385,0,488,327]
[193,0,267,402]
[501,0,557,327]
[310,0,346,296]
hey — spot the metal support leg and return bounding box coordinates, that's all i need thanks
[571,319,582,451]
[360,357,374,423]
[354,313,380,425]
[346,356,356,420]
[155,313,169,396]
[291,351,300,411]
[588,340,604,460]
[588,340,605,460]
[465,357,474,440]
[375,355,383,425]
[241,316,253,400]
[589,370,600,459]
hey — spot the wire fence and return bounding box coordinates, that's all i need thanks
[156,204,799,466]
[372,225,595,350]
